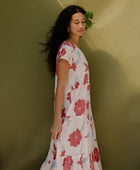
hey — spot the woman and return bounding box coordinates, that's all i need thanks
[39,5,102,170]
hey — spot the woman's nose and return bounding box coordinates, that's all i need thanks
[79,22,84,28]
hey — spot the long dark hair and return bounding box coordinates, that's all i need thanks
[38,5,86,77]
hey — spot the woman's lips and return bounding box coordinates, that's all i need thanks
[78,30,84,32]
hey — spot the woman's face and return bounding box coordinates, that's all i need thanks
[68,12,86,38]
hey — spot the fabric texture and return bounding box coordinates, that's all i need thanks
[40,41,102,170]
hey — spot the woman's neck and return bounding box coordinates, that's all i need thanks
[66,36,80,48]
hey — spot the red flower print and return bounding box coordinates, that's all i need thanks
[60,48,66,57]
[48,160,50,164]
[70,62,77,71]
[84,63,89,72]
[87,114,90,120]
[61,108,66,118]
[61,108,66,124]
[83,73,88,84]
[71,85,75,90]
[77,153,84,168]
[71,81,79,90]
[53,143,56,151]
[66,92,71,103]
[89,152,95,170]
[57,48,66,62]
[52,143,56,160]
[56,47,67,76]
[93,147,100,162]
[86,100,89,110]
[61,48,66,56]
[68,128,82,147]
[75,81,80,89]
[89,147,100,169]
[74,99,85,116]
[60,150,66,156]
[87,84,90,90]
[61,107,70,124]
[62,155,73,170]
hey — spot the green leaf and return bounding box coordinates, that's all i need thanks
[84,11,95,28]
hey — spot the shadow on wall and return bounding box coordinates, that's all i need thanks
[80,39,140,170]
[118,94,140,170]
[0,155,4,170]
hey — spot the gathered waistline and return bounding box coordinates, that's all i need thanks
[64,114,89,122]
[54,82,90,93]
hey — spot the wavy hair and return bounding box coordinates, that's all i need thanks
[38,5,86,77]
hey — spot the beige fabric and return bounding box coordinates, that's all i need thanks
[0,0,140,170]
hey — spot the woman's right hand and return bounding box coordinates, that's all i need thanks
[50,119,62,142]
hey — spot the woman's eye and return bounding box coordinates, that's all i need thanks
[75,21,86,24]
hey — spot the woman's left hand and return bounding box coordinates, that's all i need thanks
[50,120,62,141]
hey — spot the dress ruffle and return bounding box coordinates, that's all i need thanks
[40,115,102,170]
[40,147,102,170]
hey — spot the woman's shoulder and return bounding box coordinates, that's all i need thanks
[58,40,76,52]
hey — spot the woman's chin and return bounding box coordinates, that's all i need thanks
[78,32,84,37]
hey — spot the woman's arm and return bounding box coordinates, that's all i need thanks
[50,59,70,141]
[54,59,70,122]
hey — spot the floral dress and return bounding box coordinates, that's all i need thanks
[40,41,102,170]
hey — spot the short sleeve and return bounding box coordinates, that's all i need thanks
[56,44,73,66]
